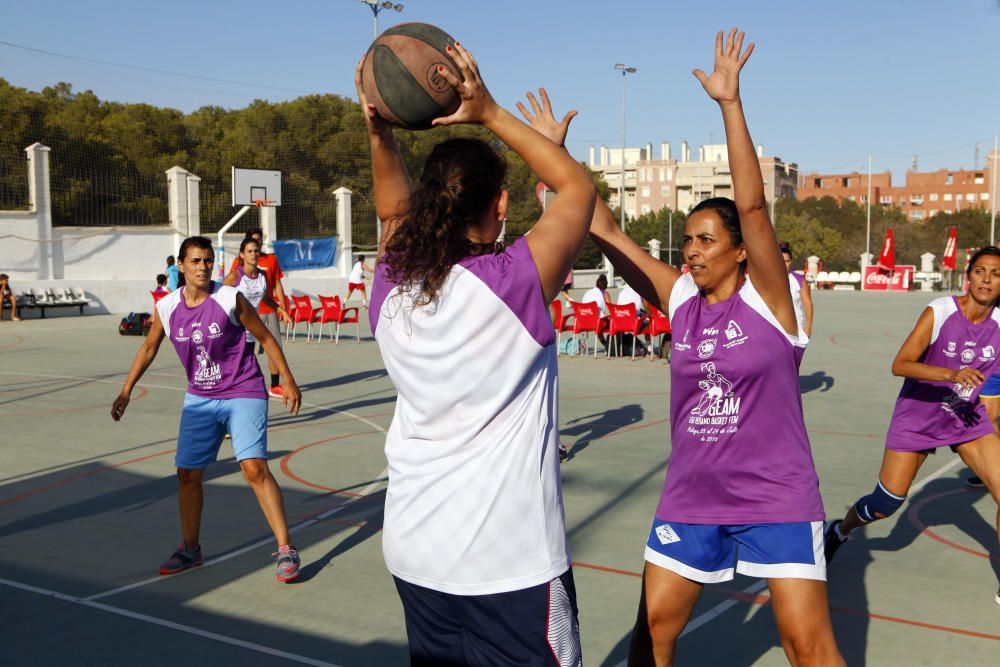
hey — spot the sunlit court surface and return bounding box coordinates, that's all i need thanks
[2,289,998,666]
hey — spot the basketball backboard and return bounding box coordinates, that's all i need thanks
[231,167,282,206]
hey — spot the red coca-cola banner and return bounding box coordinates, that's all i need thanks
[863,265,915,291]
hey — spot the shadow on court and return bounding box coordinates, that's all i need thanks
[800,370,835,394]
[296,369,388,392]
[560,404,644,460]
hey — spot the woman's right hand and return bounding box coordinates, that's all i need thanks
[355,58,393,139]
[431,42,499,127]
[111,393,130,421]
[950,367,985,390]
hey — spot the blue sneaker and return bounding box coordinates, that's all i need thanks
[275,545,300,582]
[159,543,203,575]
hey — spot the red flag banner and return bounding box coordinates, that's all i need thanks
[877,227,895,272]
[942,226,957,270]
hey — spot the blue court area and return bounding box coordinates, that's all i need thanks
[2,290,998,665]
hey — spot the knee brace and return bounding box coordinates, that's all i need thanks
[854,481,906,523]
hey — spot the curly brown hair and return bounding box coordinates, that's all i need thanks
[384,138,507,306]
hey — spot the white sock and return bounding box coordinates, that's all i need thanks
[834,523,848,541]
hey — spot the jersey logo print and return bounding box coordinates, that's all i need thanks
[723,319,749,349]
[697,338,717,358]
[691,362,735,417]
[687,362,742,443]
[193,346,222,388]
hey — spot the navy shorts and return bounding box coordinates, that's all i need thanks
[393,569,581,667]
[644,518,826,583]
[980,374,1000,398]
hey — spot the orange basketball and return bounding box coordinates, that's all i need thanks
[361,23,462,130]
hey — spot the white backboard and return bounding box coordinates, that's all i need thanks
[232,167,282,206]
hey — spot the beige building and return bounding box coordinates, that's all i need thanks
[588,142,798,220]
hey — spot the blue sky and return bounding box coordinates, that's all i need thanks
[2,0,999,183]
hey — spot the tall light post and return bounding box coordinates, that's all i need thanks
[357,0,404,39]
[614,64,637,233]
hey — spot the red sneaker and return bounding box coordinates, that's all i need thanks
[268,385,285,399]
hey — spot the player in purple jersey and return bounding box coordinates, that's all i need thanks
[520,28,842,666]
[825,246,1000,604]
[111,236,305,582]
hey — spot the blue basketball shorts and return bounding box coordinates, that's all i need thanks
[176,394,268,469]
[643,518,826,583]
[393,569,581,667]
[979,374,1000,398]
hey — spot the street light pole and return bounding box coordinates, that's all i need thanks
[358,0,404,39]
[614,64,637,233]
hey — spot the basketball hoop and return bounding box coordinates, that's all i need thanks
[253,199,275,208]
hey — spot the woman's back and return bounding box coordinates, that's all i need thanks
[371,237,569,595]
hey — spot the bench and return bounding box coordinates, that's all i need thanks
[14,288,92,319]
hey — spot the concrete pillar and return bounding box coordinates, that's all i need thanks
[920,252,936,273]
[648,239,661,260]
[600,145,609,166]
[681,141,690,163]
[25,143,53,279]
[166,166,190,237]
[334,186,353,278]
[589,145,596,166]
[661,142,671,161]
[806,255,820,279]
[185,174,201,237]
[260,205,277,252]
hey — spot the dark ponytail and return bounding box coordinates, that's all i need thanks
[385,138,507,306]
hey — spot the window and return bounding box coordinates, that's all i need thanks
[843,177,851,187]
[880,195,893,204]
[982,193,990,201]
[661,186,670,197]
[975,174,984,185]
[814,178,822,188]
[659,168,666,181]
[929,210,938,217]
[910,194,924,205]
[944,193,953,201]
[860,195,868,203]
[641,205,651,214]
[947,174,954,185]
[667,170,673,181]
[910,210,925,220]
[641,186,650,197]
[847,195,856,202]
[898,196,907,204]
[967,193,976,202]
[929,193,939,201]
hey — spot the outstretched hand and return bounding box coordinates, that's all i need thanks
[693,28,754,105]
[355,58,393,137]
[515,88,578,147]
[431,42,499,127]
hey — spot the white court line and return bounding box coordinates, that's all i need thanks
[611,455,966,667]
[0,577,342,667]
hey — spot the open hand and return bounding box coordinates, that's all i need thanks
[431,42,499,127]
[516,88,578,147]
[283,381,302,415]
[693,28,754,105]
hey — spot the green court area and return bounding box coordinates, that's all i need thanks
[2,290,998,666]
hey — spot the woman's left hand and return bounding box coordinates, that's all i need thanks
[431,43,499,127]
[516,88,578,147]
[693,28,754,105]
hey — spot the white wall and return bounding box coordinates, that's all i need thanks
[0,210,47,277]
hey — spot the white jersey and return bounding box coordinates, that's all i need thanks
[235,266,268,343]
[581,286,608,317]
[370,237,569,595]
[788,272,806,332]
[349,261,364,284]
[617,283,644,314]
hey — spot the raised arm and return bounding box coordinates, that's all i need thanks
[356,60,413,261]
[433,46,596,303]
[694,29,796,336]
[516,88,680,313]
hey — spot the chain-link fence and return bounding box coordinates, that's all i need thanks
[0,153,30,211]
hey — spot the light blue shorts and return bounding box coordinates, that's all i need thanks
[644,518,826,583]
[176,394,268,469]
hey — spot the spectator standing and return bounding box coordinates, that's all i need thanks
[165,256,179,291]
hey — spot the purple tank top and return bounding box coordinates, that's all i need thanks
[885,297,1000,452]
[155,283,266,400]
[656,275,824,524]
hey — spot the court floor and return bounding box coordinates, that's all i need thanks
[2,289,998,666]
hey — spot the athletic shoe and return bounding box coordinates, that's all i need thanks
[159,543,203,575]
[558,444,570,463]
[824,520,847,564]
[995,588,1000,605]
[275,545,301,582]
[966,475,985,488]
[268,385,285,399]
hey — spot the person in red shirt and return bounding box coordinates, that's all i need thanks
[230,228,291,397]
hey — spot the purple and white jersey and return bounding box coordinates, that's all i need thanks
[789,271,806,332]
[156,283,266,400]
[657,274,824,524]
[371,237,569,595]
[234,266,268,343]
[885,297,1000,452]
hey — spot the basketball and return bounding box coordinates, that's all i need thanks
[361,23,462,130]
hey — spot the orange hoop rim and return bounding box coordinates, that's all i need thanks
[253,199,275,208]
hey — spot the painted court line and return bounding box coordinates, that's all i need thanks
[0,577,342,667]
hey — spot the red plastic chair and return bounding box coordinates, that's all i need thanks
[568,301,607,357]
[286,295,316,342]
[606,303,648,360]
[316,295,360,344]
[551,300,575,355]
[647,305,672,360]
